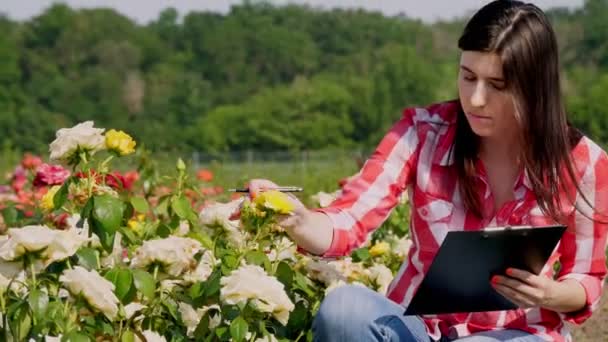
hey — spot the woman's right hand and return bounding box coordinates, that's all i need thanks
[247,178,307,215]
[245,179,333,255]
[246,178,282,199]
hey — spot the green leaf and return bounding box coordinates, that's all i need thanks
[156,223,171,238]
[104,268,135,304]
[80,196,94,220]
[53,177,74,210]
[132,269,156,300]
[215,326,229,340]
[121,330,135,342]
[92,195,125,233]
[28,288,49,322]
[7,301,32,341]
[46,301,65,322]
[163,299,179,321]
[276,261,294,289]
[203,270,221,299]
[76,247,99,270]
[193,306,221,340]
[294,272,315,297]
[245,250,271,271]
[154,196,170,217]
[223,254,239,269]
[171,196,193,220]
[130,197,149,213]
[351,247,370,262]
[91,195,125,252]
[1,206,19,227]
[287,302,309,329]
[187,231,214,250]
[230,316,248,342]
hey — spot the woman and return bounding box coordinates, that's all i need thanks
[248,1,608,341]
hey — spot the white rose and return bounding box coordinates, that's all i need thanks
[305,257,368,285]
[0,225,86,267]
[175,220,190,236]
[368,264,394,295]
[0,261,25,293]
[49,121,106,161]
[137,330,166,342]
[130,237,202,276]
[178,302,221,337]
[183,250,216,284]
[304,259,345,285]
[160,279,183,292]
[44,229,88,266]
[124,302,146,320]
[394,237,413,259]
[199,199,247,247]
[267,237,296,262]
[0,226,57,260]
[220,264,294,325]
[66,214,101,247]
[101,232,124,268]
[255,334,279,342]
[60,266,119,320]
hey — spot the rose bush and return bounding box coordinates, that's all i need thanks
[0,122,412,341]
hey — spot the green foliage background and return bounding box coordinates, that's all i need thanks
[0,0,607,154]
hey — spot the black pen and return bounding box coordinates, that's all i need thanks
[227,186,303,193]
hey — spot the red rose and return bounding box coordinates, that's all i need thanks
[21,153,43,170]
[196,169,214,182]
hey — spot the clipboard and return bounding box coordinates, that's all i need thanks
[404,224,566,315]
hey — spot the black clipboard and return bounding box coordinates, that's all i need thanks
[404,224,566,315]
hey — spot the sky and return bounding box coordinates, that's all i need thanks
[0,0,585,24]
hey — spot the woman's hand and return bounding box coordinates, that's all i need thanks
[491,268,559,308]
[247,178,307,212]
[245,178,333,255]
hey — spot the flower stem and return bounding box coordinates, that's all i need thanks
[28,256,37,287]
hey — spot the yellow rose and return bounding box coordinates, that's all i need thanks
[41,185,61,212]
[253,190,295,214]
[127,214,146,234]
[105,129,136,156]
[369,241,390,257]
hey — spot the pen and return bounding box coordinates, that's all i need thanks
[227,186,304,193]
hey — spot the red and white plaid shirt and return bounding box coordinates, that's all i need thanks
[317,100,608,341]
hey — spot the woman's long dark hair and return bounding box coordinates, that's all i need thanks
[454,0,586,222]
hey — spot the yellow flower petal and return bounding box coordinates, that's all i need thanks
[253,190,295,214]
[41,186,61,212]
[105,129,136,156]
[369,242,390,257]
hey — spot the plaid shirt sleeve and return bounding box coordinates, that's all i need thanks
[556,145,608,324]
[316,108,420,257]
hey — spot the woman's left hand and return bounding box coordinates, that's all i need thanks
[491,268,559,308]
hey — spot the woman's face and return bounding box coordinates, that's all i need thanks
[458,51,520,140]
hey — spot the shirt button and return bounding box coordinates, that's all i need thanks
[421,208,429,217]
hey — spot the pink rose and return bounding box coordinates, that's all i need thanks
[33,163,71,187]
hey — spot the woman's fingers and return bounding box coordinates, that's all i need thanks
[247,178,280,198]
[493,283,536,307]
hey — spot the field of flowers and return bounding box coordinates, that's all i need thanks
[0,122,412,341]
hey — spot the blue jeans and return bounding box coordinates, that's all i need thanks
[312,285,545,342]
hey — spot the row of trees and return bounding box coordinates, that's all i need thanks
[0,0,607,154]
